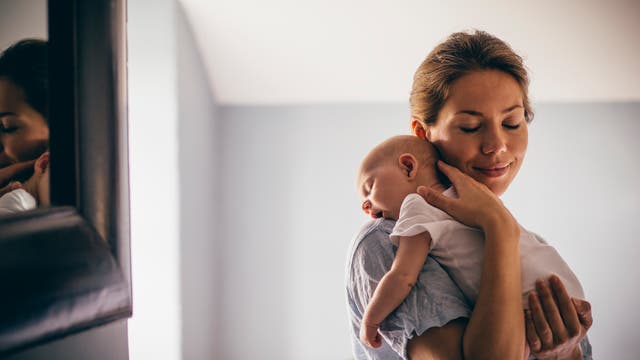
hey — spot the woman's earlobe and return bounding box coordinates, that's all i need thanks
[411,118,427,139]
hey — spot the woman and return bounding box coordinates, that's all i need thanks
[346,30,592,359]
[0,39,49,199]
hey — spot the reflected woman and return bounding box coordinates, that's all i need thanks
[0,39,50,212]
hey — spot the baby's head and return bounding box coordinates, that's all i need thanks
[356,135,440,220]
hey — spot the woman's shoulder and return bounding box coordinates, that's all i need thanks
[349,218,397,253]
[356,218,395,239]
[346,219,396,273]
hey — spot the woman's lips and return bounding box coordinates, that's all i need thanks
[474,163,510,177]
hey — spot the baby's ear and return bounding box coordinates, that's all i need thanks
[34,151,50,174]
[398,153,418,179]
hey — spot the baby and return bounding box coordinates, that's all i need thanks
[356,135,584,348]
[0,151,50,215]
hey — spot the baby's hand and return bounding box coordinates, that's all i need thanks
[360,322,383,348]
[0,181,22,197]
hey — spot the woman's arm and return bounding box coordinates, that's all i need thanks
[407,317,467,360]
[0,160,35,197]
[420,161,525,360]
[360,232,431,348]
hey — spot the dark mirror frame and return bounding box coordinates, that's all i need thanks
[0,0,131,355]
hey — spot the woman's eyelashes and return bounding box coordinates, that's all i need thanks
[458,121,522,133]
[0,124,18,133]
[460,125,480,133]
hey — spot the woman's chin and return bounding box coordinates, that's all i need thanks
[473,176,510,196]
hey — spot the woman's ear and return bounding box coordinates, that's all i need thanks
[411,117,427,139]
[398,153,418,179]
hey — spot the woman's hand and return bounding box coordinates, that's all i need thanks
[525,275,592,359]
[418,161,517,233]
[0,160,34,197]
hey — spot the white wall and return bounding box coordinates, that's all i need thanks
[180,0,640,104]
[218,102,640,359]
[176,3,220,359]
[128,1,221,359]
[127,0,181,358]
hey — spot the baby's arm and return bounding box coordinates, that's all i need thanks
[359,231,432,348]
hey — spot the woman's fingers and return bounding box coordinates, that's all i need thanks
[535,279,570,345]
[436,160,469,189]
[572,298,593,330]
[548,276,581,337]
[528,292,554,350]
[0,160,35,184]
[418,186,454,214]
[525,309,542,353]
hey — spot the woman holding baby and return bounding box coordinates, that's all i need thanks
[346,30,592,359]
[0,39,50,211]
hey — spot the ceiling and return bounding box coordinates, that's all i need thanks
[179,0,640,105]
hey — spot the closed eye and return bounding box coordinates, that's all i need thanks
[460,126,480,133]
[0,126,18,133]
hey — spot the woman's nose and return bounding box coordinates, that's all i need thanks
[481,128,507,155]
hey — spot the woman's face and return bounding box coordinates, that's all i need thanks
[0,77,49,167]
[418,70,528,196]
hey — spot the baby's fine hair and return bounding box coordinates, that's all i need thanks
[362,135,438,172]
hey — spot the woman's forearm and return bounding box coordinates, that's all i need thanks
[463,217,525,360]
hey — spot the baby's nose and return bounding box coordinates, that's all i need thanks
[361,200,372,215]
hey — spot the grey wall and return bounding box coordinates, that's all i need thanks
[0,0,47,50]
[216,104,409,359]
[216,102,640,359]
[176,3,220,359]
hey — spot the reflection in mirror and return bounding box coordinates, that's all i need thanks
[0,1,49,216]
[0,0,131,355]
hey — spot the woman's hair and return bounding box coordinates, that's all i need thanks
[410,30,533,127]
[0,39,49,120]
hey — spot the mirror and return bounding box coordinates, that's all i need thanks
[0,0,131,355]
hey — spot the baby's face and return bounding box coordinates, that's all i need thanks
[357,162,414,220]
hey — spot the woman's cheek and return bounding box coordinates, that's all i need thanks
[14,139,48,161]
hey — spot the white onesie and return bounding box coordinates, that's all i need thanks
[390,189,584,307]
[0,188,37,215]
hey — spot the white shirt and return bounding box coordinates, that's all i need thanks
[0,188,37,215]
[390,190,584,307]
